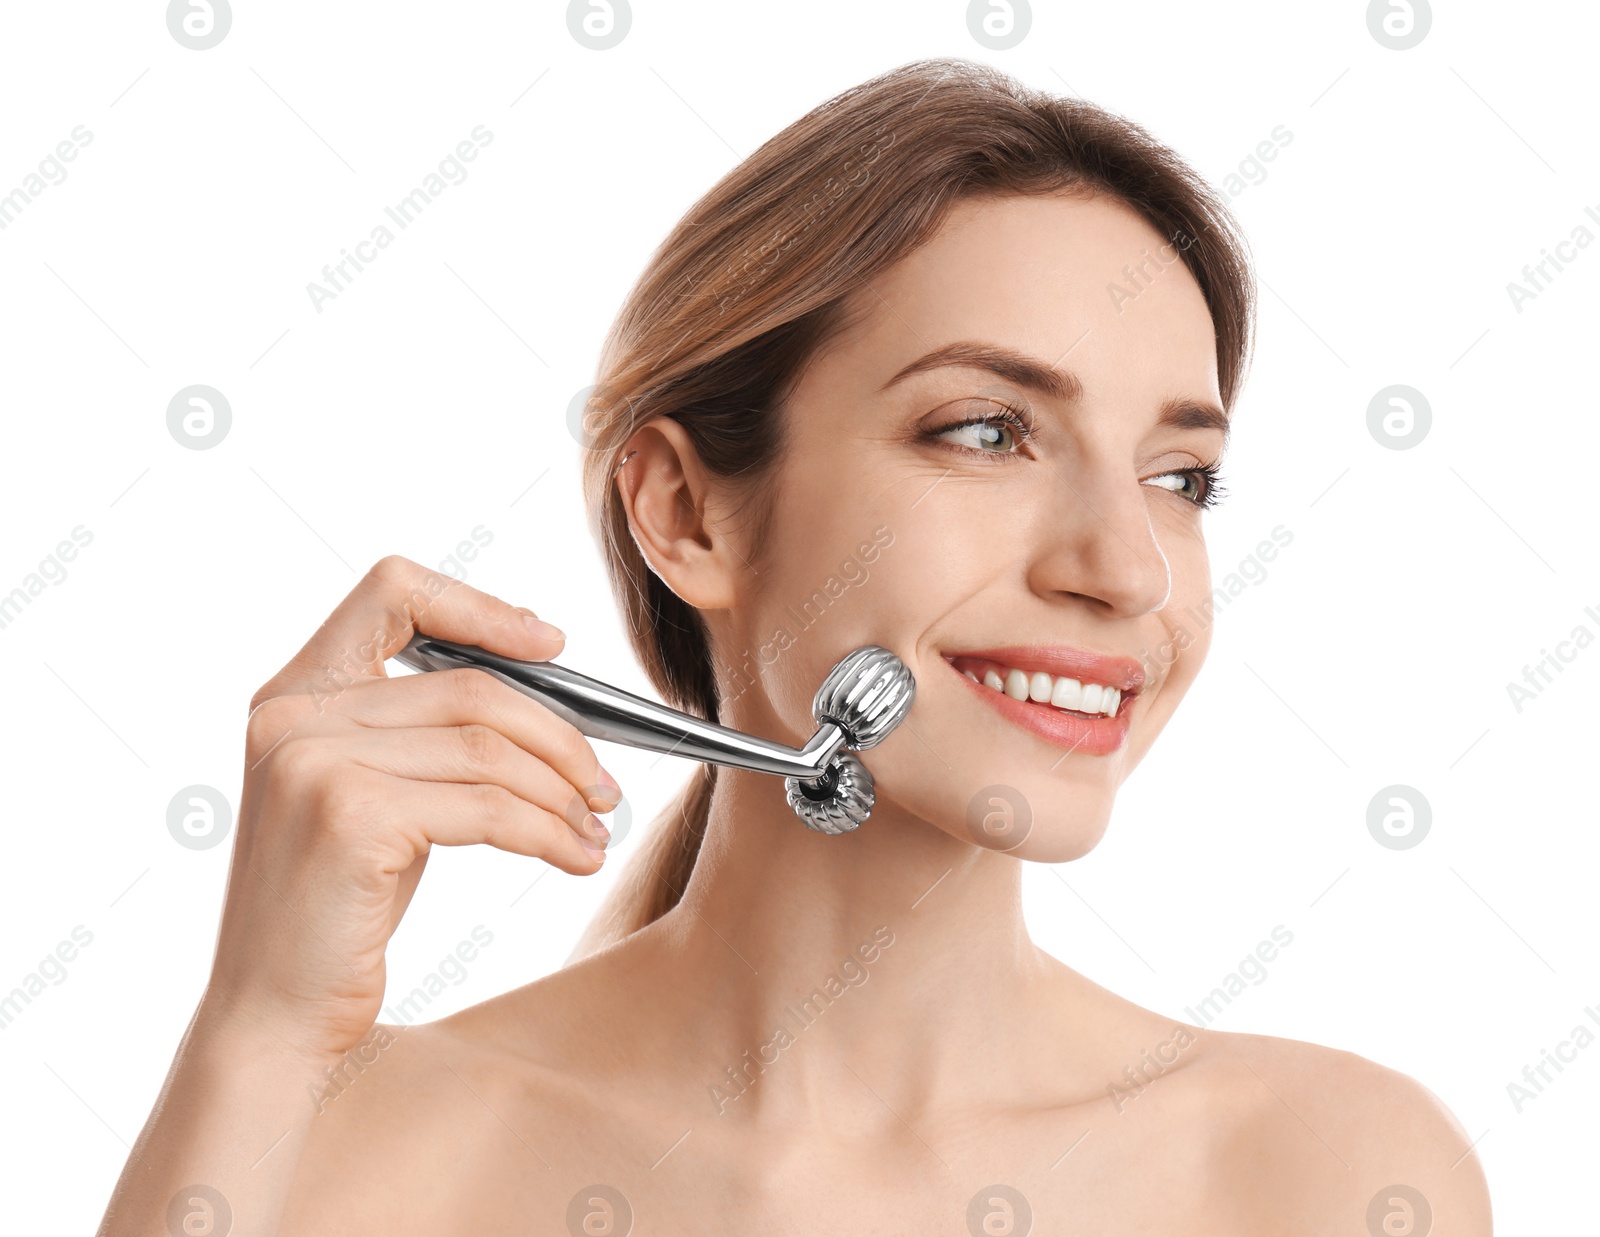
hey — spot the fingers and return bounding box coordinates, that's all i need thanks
[252,554,567,712]
[340,723,613,850]
[325,666,621,813]
[366,772,607,876]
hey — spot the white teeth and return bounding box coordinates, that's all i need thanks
[1050,676,1083,710]
[963,658,1125,718]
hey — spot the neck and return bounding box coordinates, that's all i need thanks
[639,764,1073,1126]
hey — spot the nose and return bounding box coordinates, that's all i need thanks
[1025,456,1171,617]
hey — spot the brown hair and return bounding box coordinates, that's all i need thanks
[567,57,1255,961]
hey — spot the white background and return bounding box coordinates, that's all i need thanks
[1,0,1594,1231]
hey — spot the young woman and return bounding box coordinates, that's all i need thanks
[100,58,1490,1235]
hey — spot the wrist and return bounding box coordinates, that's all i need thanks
[186,986,350,1076]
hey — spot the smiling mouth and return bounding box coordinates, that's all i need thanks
[944,653,1141,720]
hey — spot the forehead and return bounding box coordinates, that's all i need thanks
[820,191,1220,403]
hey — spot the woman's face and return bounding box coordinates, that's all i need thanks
[713,190,1228,860]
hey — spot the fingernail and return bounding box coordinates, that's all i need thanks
[521,610,565,642]
[586,768,622,812]
[584,812,611,842]
[580,836,606,860]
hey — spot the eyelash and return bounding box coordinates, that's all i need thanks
[1157,460,1228,510]
[925,401,1228,510]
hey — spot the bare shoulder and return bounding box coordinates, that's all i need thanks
[277,1016,532,1234]
[1194,1028,1492,1235]
[275,953,625,1233]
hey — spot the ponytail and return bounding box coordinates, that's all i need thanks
[566,762,716,964]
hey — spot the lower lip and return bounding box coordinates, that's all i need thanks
[945,658,1134,757]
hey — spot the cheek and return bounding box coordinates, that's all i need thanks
[729,492,912,734]
[1167,524,1213,661]
[1128,518,1213,744]
[737,476,1010,767]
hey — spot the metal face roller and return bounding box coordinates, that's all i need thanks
[391,635,916,834]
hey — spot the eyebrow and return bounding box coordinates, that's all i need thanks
[880,340,1230,444]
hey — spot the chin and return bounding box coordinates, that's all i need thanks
[959,778,1115,862]
[876,762,1117,862]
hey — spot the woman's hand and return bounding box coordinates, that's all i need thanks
[202,553,619,1063]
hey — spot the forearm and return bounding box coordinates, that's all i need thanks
[96,995,339,1237]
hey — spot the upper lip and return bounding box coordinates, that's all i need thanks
[943,645,1146,694]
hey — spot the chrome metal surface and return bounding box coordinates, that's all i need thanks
[811,645,918,749]
[786,751,875,835]
[390,634,915,826]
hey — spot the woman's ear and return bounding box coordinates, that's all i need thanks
[613,417,744,610]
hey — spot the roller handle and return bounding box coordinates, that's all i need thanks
[391,633,848,780]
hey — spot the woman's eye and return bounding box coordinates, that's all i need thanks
[1145,472,1199,500]
[928,404,1035,457]
[1143,464,1225,509]
[938,419,1019,453]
